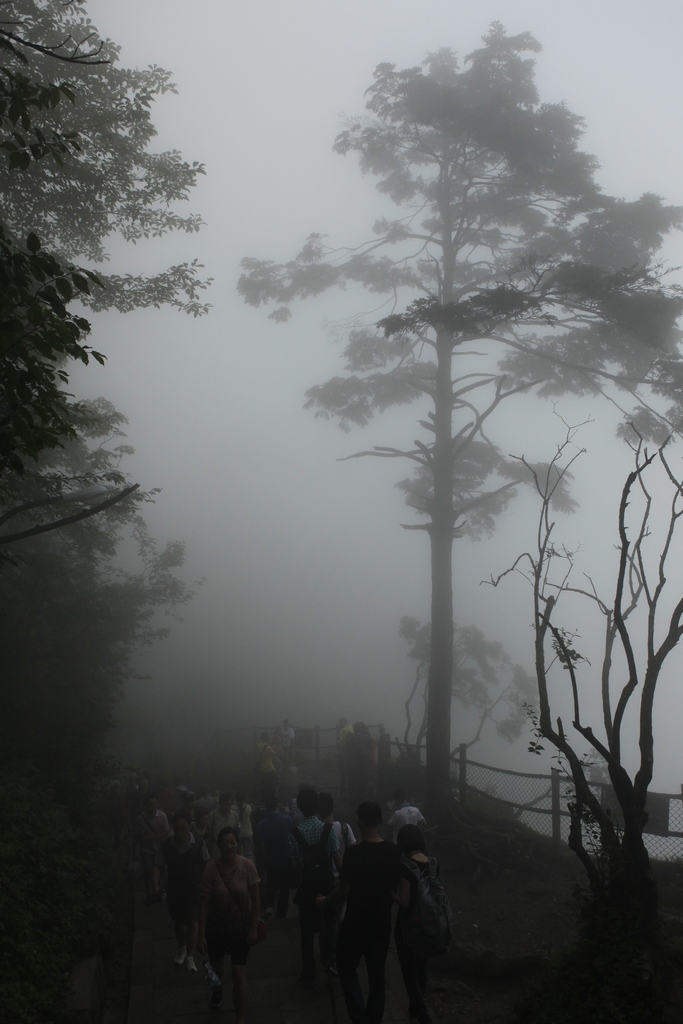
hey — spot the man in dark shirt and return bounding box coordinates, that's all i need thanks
[317,801,401,1023]
[256,793,293,919]
[289,788,341,985]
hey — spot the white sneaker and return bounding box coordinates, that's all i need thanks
[186,955,197,972]
[174,946,187,966]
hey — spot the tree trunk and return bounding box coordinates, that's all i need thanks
[425,329,455,817]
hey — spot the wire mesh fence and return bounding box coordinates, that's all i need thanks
[388,739,683,861]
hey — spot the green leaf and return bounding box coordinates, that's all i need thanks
[71,273,91,295]
[26,233,41,254]
[55,278,74,301]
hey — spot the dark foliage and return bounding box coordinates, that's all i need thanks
[0,765,116,1024]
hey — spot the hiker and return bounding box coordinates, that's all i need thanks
[209,792,233,855]
[193,807,213,853]
[162,810,210,973]
[256,792,293,919]
[194,783,217,815]
[337,718,355,796]
[317,801,401,1024]
[280,718,295,767]
[229,791,254,859]
[394,824,451,1024]
[288,787,341,986]
[251,788,274,904]
[197,826,260,1017]
[317,792,355,976]
[386,789,427,843]
[136,793,171,904]
[255,731,279,792]
[347,722,375,805]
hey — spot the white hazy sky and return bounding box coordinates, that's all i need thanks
[71,0,683,788]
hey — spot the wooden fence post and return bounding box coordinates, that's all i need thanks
[551,768,561,847]
[459,743,467,806]
[314,726,320,762]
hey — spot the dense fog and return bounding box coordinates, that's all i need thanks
[22,0,683,789]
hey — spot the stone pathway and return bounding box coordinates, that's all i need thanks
[127,889,411,1024]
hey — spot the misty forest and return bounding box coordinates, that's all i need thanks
[4,3,683,1024]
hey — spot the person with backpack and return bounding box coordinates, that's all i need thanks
[256,792,293,919]
[317,801,401,1024]
[386,789,427,843]
[287,788,341,986]
[394,824,452,1024]
[317,792,356,975]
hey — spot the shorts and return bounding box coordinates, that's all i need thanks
[166,891,199,925]
[206,924,249,967]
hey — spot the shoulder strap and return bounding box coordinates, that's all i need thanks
[401,853,422,879]
[319,821,332,851]
[214,859,241,909]
[291,825,308,849]
[292,822,332,853]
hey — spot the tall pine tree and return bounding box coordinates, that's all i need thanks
[239,25,683,813]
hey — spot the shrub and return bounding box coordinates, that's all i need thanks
[0,764,116,1023]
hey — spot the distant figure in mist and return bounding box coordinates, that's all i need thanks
[137,792,171,904]
[181,790,196,826]
[317,791,356,976]
[194,783,217,814]
[255,731,279,792]
[347,722,376,805]
[125,774,148,825]
[256,791,293,919]
[281,718,295,767]
[210,792,233,854]
[162,810,209,973]
[338,718,355,795]
[387,790,427,844]
[193,807,212,852]
[251,788,276,905]
[157,778,178,818]
[229,792,254,859]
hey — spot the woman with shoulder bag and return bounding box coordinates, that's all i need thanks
[198,827,261,1019]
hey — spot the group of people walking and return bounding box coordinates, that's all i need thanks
[289,787,441,1024]
[114,749,447,1024]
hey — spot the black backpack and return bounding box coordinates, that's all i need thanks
[399,856,452,958]
[291,822,334,896]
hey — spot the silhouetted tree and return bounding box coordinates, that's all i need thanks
[0,0,208,485]
[400,615,534,751]
[238,25,683,814]
[492,431,683,1021]
[0,397,200,799]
